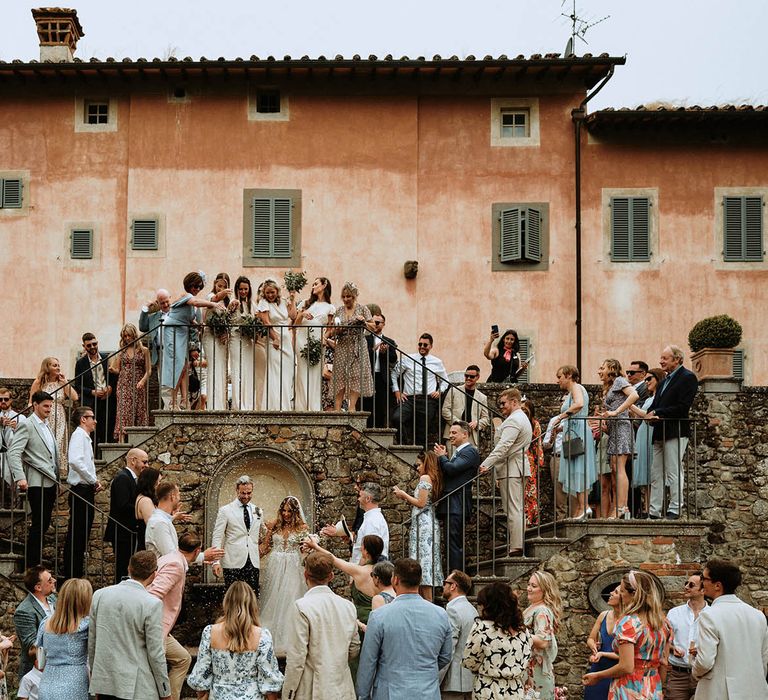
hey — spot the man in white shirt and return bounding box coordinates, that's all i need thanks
[7,391,59,567]
[64,406,103,579]
[351,482,389,565]
[665,571,708,700]
[145,481,223,564]
[391,333,449,448]
[0,387,26,497]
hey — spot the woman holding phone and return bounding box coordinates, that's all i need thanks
[484,328,528,382]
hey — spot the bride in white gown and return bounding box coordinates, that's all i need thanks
[258,496,310,655]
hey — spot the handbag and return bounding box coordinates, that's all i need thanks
[561,436,585,458]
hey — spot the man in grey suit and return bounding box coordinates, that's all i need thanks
[283,551,360,700]
[13,565,57,677]
[89,550,171,700]
[7,390,60,567]
[479,387,532,557]
[439,570,477,700]
[357,558,452,700]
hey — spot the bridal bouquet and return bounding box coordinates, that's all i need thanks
[205,311,230,341]
[300,329,323,366]
[284,270,308,293]
[238,314,268,341]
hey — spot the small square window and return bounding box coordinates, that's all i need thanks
[501,109,529,138]
[131,219,159,250]
[256,89,281,114]
[70,228,93,259]
[85,101,109,125]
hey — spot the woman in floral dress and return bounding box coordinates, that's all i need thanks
[463,581,533,698]
[524,570,562,700]
[110,323,150,441]
[393,450,443,600]
[521,400,543,527]
[583,570,669,700]
[258,496,309,655]
[188,581,282,700]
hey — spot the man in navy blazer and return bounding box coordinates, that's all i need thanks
[356,558,452,700]
[434,420,480,572]
[363,313,398,428]
[646,345,699,519]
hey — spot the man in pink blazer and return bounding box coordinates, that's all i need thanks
[147,532,202,700]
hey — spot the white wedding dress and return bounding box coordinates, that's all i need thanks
[259,527,309,655]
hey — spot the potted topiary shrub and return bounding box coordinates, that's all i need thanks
[688,314,742,380]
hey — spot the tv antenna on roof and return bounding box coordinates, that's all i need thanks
[562,0,610,57]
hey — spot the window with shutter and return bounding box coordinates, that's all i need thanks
[723,196,763,262]
[252,197,292,258]
[732,349,744,381]
[0,178,23,208]
[492,201,549,271]
[131,219,159,250]
[611,196,650,262]
[525,208,542,262]
[517,338,531,383]
[70,228,93,259]
[500,208,521,262]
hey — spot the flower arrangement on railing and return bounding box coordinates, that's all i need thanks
[238,314,268,341]
[205,311,230,341]
[300,329,323,366]
[284,270,308,293]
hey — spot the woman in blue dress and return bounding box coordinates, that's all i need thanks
[392,450,443,600]
[188,580,283,700]
[35,578,92,700]
[552,364,597,519]
[585,585,622,700]
[161,271,226,409]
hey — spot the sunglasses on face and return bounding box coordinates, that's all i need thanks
[417,343,430,348]
[464,374,478,379]
[626,370,642,376]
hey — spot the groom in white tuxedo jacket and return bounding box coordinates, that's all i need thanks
[211,475,264,594]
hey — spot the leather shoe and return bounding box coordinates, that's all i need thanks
[648,514,662,520]
[665,512,680,520]
[636,512,650,520]
[507,548,524,558]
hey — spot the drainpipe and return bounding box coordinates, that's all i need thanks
[571,64,615,372]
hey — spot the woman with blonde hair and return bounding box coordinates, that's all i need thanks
[597,359,640,519]
[393,450,444,600]
[35,578,92,699]
[583,570,669,699]
[29,356,78,470]
[259,496,310,654]
[257,279,297,410]
[110,323,151,441]
[524,570,562,700]
[188,580,283,699]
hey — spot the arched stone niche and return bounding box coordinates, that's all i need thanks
[588,568,666,613]
[205,447,315,537]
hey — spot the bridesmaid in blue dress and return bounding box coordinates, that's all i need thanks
[584,585,622,700]
[553,364,597,519]
[35,578,92,700]
[161,271,226,409]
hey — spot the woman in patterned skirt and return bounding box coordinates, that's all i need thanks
[583,570,670,699]
[463,581,533,698]
[524,570,562,699]
[392,450,443,600]
[110,323,150,441]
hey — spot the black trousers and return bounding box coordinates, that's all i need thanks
[223,558,260,596]
[64,483,96,579]
[363,372,393,428]
[111,533,136,584]
[393,396,439,448]
[445,512,468,573]
[26,485,57,568]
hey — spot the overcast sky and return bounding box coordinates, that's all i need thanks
[3,0,766,110]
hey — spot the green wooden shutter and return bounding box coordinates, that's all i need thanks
[611,197,650,262]
[70,229,93,259]
[131,219,159,250]
[0,178,23,208]
[499,207,521,262]
[732,349,744,381]
[524,207,542,262]
[252,197,292,258]
[517,337,530,383]
[724,196,764,262]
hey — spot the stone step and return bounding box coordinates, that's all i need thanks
[471,556,541,582]
[389,444,424,464]
[0,551,24,577]
[123,425,160,445]
[364,428,397,448]
[98,442,130,463]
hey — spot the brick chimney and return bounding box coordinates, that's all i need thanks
[31,7,84,62]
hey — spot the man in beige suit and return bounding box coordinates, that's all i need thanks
[283,551,360,700]
[479,388,532,557]
[441,365,490,450]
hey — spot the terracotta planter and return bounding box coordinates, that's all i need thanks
[690,347,735,380]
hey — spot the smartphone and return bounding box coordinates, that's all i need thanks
[491,324,499,335]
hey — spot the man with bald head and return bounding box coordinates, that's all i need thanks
[105,448,149,582]
[140,289,172,411]
[645,345,698,520]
